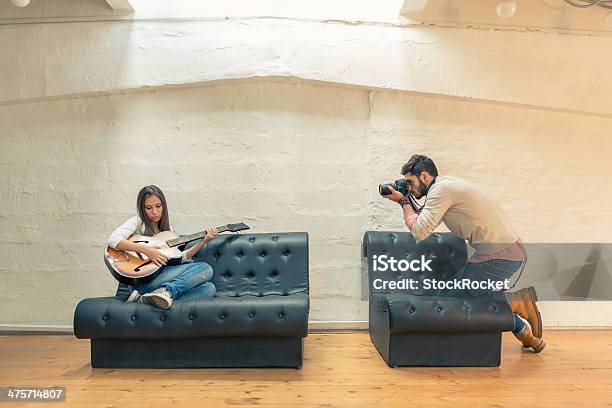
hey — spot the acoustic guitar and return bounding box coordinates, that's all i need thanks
[104,222,250,286]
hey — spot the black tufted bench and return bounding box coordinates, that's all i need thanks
[74,232,309,368]
[364,231,514,367]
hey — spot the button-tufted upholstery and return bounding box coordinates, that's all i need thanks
[196,232,309,297]
[365,231,468,296]
[74,294,308,339]
[364,231,514,367]
[74,232,309,368]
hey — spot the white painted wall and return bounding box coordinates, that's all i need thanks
[1,0,611,328]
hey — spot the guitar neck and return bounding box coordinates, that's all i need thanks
[166,225,231,248]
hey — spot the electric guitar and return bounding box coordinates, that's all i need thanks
[104,222,250,286]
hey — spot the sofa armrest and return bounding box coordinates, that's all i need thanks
[373,293,514,333]
[74,293,309,340]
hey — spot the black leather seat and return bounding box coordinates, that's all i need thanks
[74,232,309,368]
[364,231,514,367]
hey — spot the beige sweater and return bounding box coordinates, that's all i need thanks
[408,176,520,257]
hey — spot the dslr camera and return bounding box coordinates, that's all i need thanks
[379,179,409,196]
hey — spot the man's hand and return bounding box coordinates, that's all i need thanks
[383,186,405,203]
[203,227,219,244]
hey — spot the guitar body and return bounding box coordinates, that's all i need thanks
[104,222,250,286]
[104,231,183,286]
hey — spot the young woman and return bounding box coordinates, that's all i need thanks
[106,185,217,309]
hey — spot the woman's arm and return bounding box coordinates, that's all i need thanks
[107,216,139,249]
[183,228,219,261]
[116,240,169,266]
[115,239,152,254]
[107,216,168,266]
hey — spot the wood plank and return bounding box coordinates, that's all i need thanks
[0,331,611,407]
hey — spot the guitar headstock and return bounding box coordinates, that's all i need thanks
[225,222,250,233]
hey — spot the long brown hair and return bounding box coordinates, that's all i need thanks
[136,185,170,236]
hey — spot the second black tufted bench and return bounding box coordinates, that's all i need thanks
[74,232,309,368]
[364,231,514,367]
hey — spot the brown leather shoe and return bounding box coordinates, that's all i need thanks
[513,319,546,353]
[506,286,542,338]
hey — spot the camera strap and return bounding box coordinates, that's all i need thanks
[508,258,528,290]
[408,194,423,213]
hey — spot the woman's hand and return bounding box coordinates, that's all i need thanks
[203,227,219,244]
[144,247,169,267]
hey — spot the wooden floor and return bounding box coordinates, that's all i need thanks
[1,331,612,407]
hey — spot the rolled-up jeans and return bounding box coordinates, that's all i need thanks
[440,259,526,333]
[134,261,216,300]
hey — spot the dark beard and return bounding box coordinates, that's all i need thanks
[412,178,427,199]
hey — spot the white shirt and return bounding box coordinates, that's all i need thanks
[106,215,189,263]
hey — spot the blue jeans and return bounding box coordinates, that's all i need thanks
[134,261,216,300]
[440,259,522,300]
[440,259,526,333]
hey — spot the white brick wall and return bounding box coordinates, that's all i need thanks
[2,79,612,326]
[1,4,611,327]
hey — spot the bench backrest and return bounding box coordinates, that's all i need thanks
[116,232,309,298]
[363,231,467,296]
